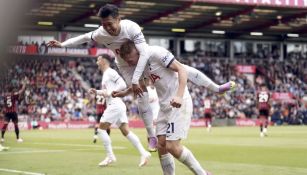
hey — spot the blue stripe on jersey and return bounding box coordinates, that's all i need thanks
[166,58,175,68]
[90,32,95,42]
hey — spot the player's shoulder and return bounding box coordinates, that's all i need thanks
[150,46,174,61]
[149,46,169,55]
[120,19,138,26]
[121,19,141,33]
[106,68,119,75]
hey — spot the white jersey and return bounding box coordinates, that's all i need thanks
[147,86,160,120]
[145,46,190,111]
[101,68,127,105]
[61,19,148,84]
[91,19,145,66]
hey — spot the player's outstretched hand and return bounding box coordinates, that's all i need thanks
[47,40,62,47]
[132,83,143,98]
[170,96,182,108]
[88,88,97,95]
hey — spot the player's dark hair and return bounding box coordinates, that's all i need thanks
[119,40,136,59]
[99,54,113,64]
[97,4,119,18]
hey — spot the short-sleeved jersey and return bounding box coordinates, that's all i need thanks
[96,94,106,114]
[101,68,126,105]
[204,98,212,114]
[90,19,146,66]
[257,91,270,110]
[3,93,19,113]
[145,46,190,111]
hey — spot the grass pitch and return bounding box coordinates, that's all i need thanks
[0,126,307,175]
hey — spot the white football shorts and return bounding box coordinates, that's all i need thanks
[156,95,193,140]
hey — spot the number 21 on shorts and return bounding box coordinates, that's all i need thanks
[166,122,174,133]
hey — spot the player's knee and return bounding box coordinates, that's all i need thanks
[119,127,129,136]
[157,140,166,151]
[165,141,181,155]
[157,136,166,149]
[99,122,110,130]
[165,142,175,153]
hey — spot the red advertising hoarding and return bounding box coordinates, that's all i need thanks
[236,65,256,74]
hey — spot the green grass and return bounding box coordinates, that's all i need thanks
[1,126,307,175]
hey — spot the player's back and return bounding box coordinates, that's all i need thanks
[3,93,19,113]
[257,90,270,110]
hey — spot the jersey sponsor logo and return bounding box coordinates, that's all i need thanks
[162,52,172,63]
[133,32,144,40]
[149,74,161,84]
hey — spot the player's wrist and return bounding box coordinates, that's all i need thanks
[131,78,139,85]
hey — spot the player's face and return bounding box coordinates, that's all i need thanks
[123,48,139,66]
[96,57,104,69]
[101,16,120,36]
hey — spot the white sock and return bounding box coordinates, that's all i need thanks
[183,64,220,92]
[160,153,175,175]
[97,129,114,157]
[178,146,206,175]
[137,93,155,137]
[126,131,148,156]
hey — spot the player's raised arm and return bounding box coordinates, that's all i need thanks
[15,78,27,95]
[47,31,95,48]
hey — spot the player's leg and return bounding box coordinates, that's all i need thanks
[183,64,236,94]
[263,115,269,136]
[166,97,210,175]
[94,113,107,143]
[93,123,99,143]
[118,65,157,151]
[259,110,266,137]
[208,116,212,132]
[259,115,264,137]
[119,123,151,167]
[138,81,157,151]
[156,117,175,175]
[167,141,208,175]
[97,122,116,166]
[97,108,119,166]
[1,113,10,142]
[117,105,151,167]
[12,113,22,142]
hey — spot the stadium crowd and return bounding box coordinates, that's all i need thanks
[1,46,306,125]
